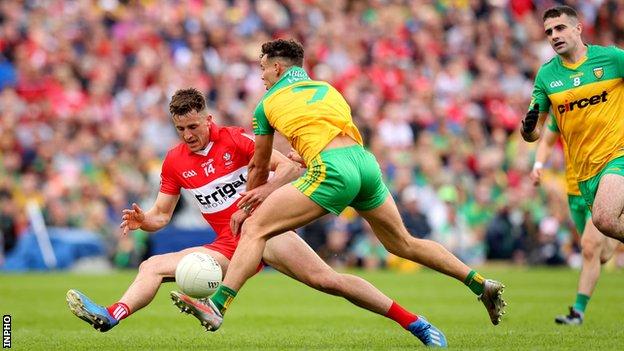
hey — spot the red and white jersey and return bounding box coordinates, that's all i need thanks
[160,123,254,243]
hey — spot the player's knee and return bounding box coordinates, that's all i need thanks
[581,233,600,256]
[386,244,405,257]
[240,219,267,240]
[138,255,162,276]
[384,236,414,258]
[580,241,598,262]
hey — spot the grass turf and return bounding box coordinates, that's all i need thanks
[0,267,622,350]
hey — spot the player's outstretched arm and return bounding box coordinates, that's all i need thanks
[530,126,560,186]
[521,103,549,142]
[120,192,179,235]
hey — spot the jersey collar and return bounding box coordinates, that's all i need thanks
[191,122,220,156]
[267,66,311,94]
[560,44,590,70]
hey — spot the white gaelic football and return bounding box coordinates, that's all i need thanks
[175,252,222,298]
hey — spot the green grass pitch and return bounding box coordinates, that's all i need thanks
[1,267,622,350]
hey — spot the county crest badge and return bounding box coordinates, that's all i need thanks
[593,67,604,79]
[223,152,233,167]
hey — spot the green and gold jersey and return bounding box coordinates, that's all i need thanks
[530,44,624,182]
[547,115,581,195]
[252,67,363,166]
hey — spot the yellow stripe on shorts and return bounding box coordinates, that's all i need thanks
[293,176,307,189]
[294,155,319,192]
[303,155,326,196]
[293,158,314,190]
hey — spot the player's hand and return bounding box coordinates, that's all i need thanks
[230,209,250,235]
[287,148,306,168]
[238,184,273,210]
[530,163,543,186]
[522,103,540,135]
[119,203,145,236]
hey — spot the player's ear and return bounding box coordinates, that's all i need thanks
[274,60,283,75]
[573,17,582,34]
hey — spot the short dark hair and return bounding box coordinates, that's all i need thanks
[260,39,304,67]
[169,88,206,117]
[543,5,579,22]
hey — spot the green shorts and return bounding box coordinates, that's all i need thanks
[568,194,591,234]
[293,145,388,215]
[578,156,624,209]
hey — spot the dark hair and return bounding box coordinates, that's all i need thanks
[169,88,206,117]
[543,5,579,22]
[260,39,304,67]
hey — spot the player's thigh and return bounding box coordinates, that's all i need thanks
[356,195,412,251]
[150,246,230,279]
[262,231,334,283]
[242,184,327,239]
[593,173,624,218]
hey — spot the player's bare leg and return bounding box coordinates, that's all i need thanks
[592,174,624,242]
[224,184,327,291]
[357,195,506,325]
[67,246,228,332]
[176,184,327,331]
[202,184,328,330]
[557,222,603,325]
[577,223,613,297]
[173,185,328,332]
[357,195,471,280]
[170,232,391,335]
[263,231,447,346]
[557,221,619,324]
[579,225,605,293]
[264,231,391,314]
[120,247,229,311]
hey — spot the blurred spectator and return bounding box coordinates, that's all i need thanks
[485,207,528,262]
[433,185,485,265]
[527,216,567,266]
[351,221,388,270]
[300,215,333,252]
[0,188,18,255]
[317,219,353,269]
[399,186,432,239]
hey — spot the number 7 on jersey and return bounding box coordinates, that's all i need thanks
[292,84,328,104]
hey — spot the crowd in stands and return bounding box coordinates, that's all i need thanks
[2,0,624,269]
